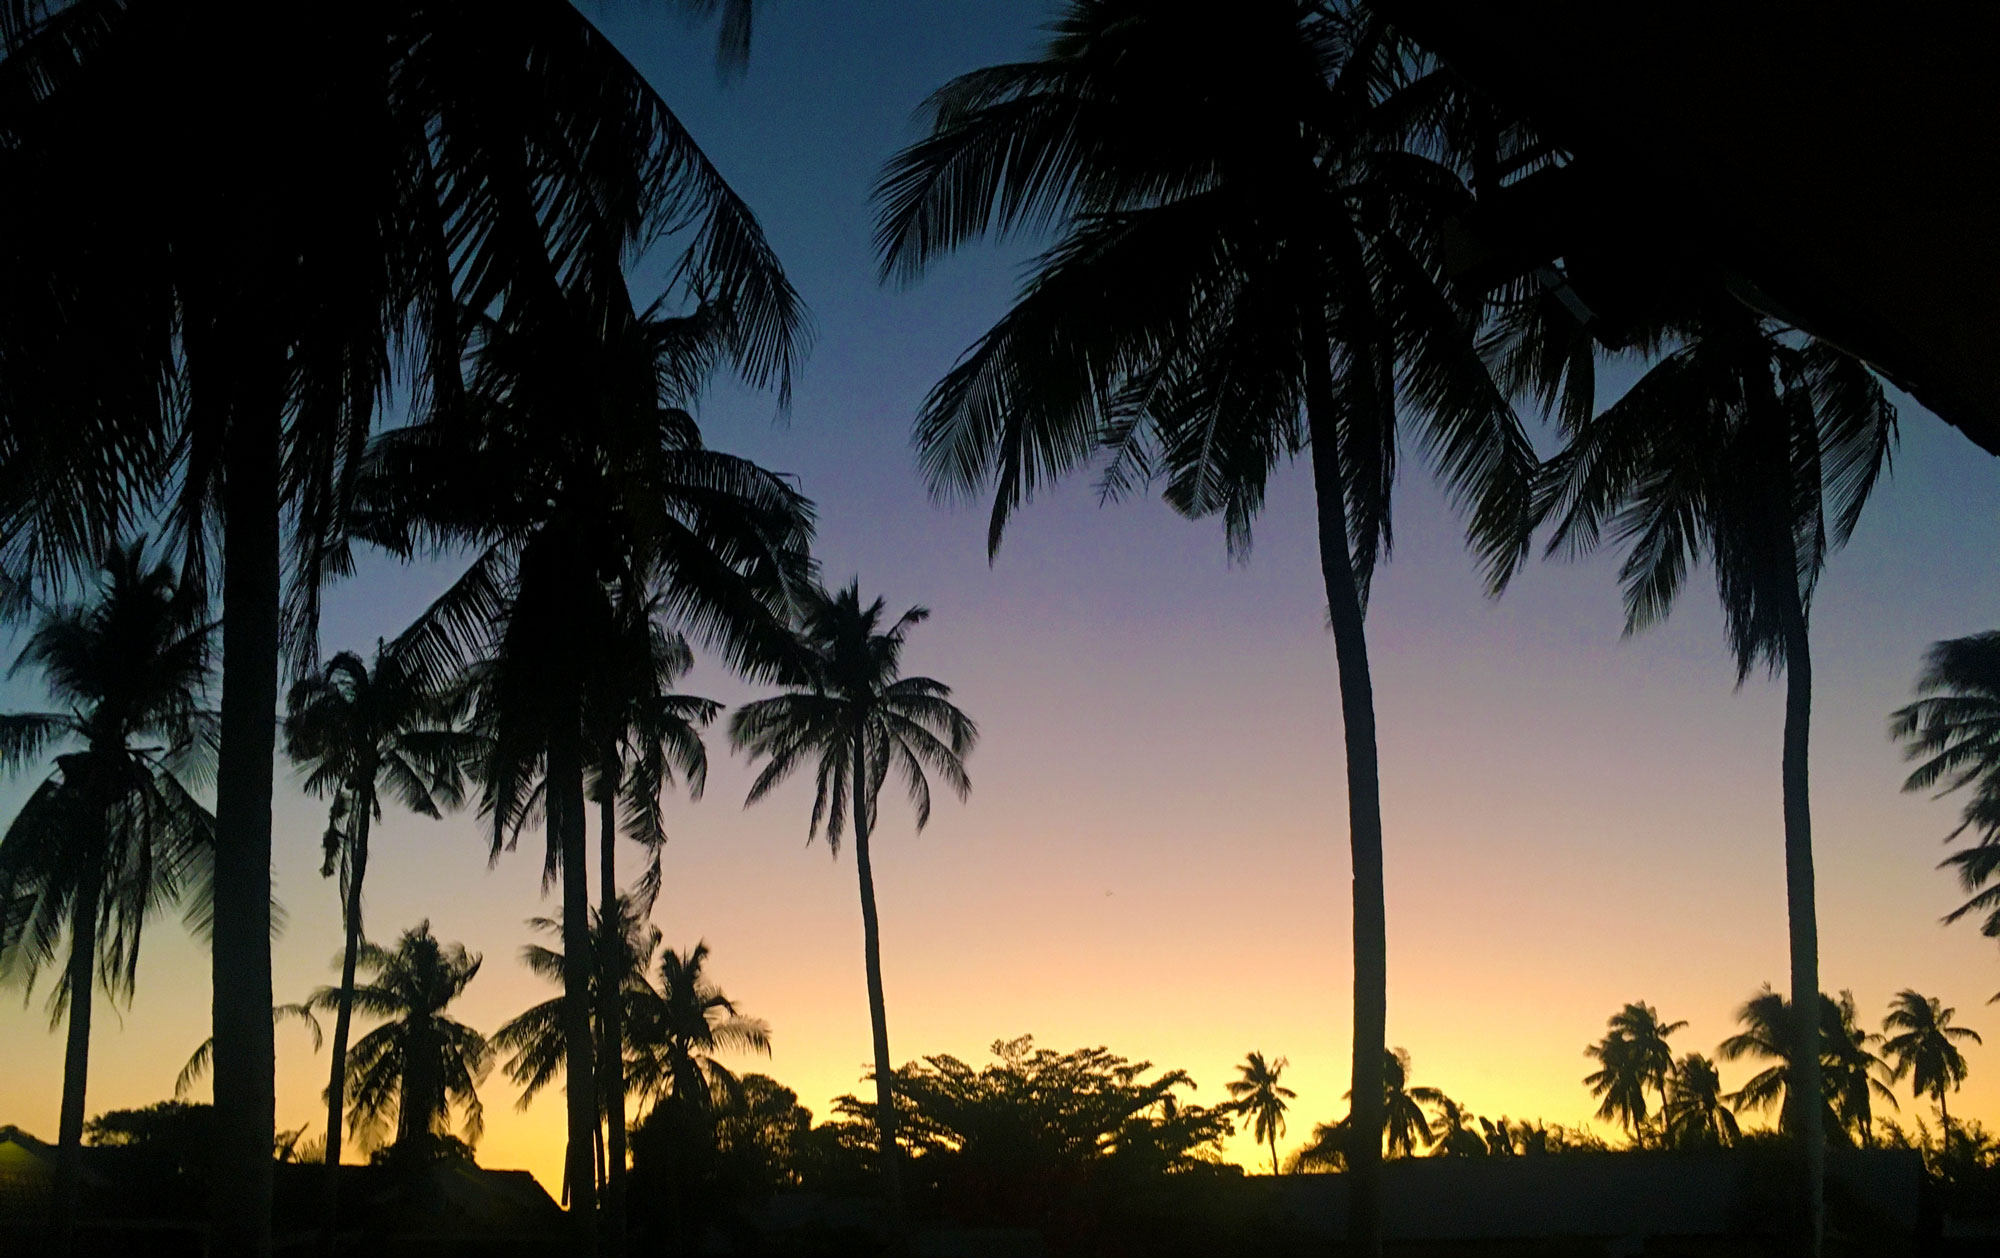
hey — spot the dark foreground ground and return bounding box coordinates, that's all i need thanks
[4,1137,1994,1257]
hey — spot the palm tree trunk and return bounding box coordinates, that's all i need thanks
[320,805,369,1255]
[1304,337,1388,1258]
[1270,1132,1280,1178]
[53,874,100,1257]
[1779,585,1825,1258]
[1938,1086,1952,1152]
[212,398,281,1258]
[852,725,908,1245]
[551,728,599,1256]
[598,787,629,1258]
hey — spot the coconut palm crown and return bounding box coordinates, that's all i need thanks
[311,922,491,1158]
[1226,1051,1296,1175]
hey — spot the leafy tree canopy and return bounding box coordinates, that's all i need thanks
[838,1035,1233,1180]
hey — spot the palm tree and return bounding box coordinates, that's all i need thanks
[584,592,719,1230]
[283,643,473,1226]
[1582,1002,1685,1146]
[1882,990,1981,1147]
[730,580,977,1228]
[625,940,773,1113]
[310,922,491,1162]
[365,288,813,1242]
[1529,296,1896,1251]
[621,940,768,1256]
[1823,990,1897,1146]
[0,8,800,1251]
[491,898,667,1202]
[1226,1051,1296,1175]
[1892,633,2000,968]
[0,542,215,1253]
[1421,1093,1485,1158]
[1583,1032,1652,1145]
[871,9,1532,1247]
[1718,986,1847,1140]
[1663,1054,1741,1150]
[1380,1049,1435,1159]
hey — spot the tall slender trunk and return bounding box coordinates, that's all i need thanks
[598,783,628,1258]
[1270,1133,1280,1178]
[551,727,598,1256]
[1938,1088,1952,1152]
[319,804,369,1255]
[852,724,907,1245]
[53,873,100,1257]
[1778,580,1824,1258]
[212,399,281,1258]
[1305,336,1388,1258]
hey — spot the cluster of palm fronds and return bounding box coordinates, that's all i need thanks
[1578,993,1982,1154]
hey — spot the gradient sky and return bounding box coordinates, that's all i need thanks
[5,1,2000,1193]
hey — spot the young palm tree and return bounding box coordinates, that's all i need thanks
[1422,1093,1485,1158]
[284,644,472,1213]
[1379,1049,1436,1159]
[1717,986,1847,1140]
[584,593,720,1231]
[1530,297,1896,1251]
[311,922,491,1161]
[1225,1051,1296,1175]
[492,901,662,1120]
[493,896,689,1205]
[1663,1054,1741,1150]
[1823,990,1897,1146]
[365,289,813,1241]
[730,580,977,1229]
[871,9,1533,1245]
[1882,990,1981,1147]
[0,543,214,1252]
[625,941,773,1112]
[1583,1032,1652,1145]
[1892,633,2000,968]
[0,8,801,1250]
[1582,1002,1686,1146]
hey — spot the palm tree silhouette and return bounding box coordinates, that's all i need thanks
[1226,1052,1295,1175]
[1529,296,1896,1250]
[1289,1048,1441,1172]
[1584,1032,1651,1145]
[1823,990,1898,1146]
[1882,989,1981,1148]
[0,543,215,1252]
[1583,1002,1685,1146]
[492,898,667,1202]
[1663,1054,1741,1150]
[1381,1049,1436,1159]
[0,12,800,1248]
[583,596,719,1229]
[625,941,773,1112]
[493,903,657,1105]
[731,580,976,1231]
[310,922,491,1161]
[365,290,812,1240]
[871,9,1531,1245]
[1422,1093,1486,1158]
[1718,986,1847,1141]
[1892,633,2000,965]
[284,644,472,1225]
[876,9,1528,1240]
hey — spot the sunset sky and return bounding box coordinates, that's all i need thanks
[5,1,2000,1194]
